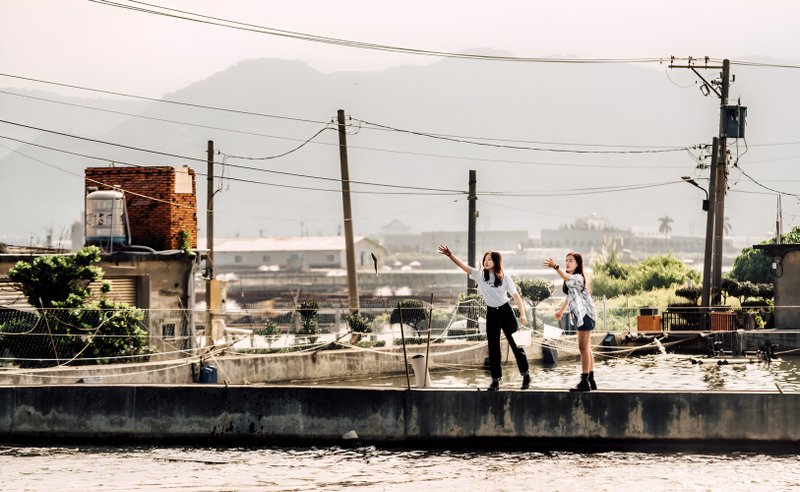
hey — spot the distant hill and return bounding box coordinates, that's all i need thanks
[2,54,799,248]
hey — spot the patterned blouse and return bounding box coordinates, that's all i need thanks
[565,273,597,328]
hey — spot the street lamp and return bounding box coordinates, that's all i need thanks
[681,176,709,211]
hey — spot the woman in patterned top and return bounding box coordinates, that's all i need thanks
[439,244,531,391]
[544,252,598,392]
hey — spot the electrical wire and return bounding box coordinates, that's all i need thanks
[0,121,466,194]
[0,86,708,160]
[0,73,328,125]
[90,0,669,65]
[218,125,332,160]
[355,118,689,155]
[0,135,461,198]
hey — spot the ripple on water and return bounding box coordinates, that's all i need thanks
[4,445,800,491]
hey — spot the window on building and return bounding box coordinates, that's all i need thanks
[326,254,335,262]
[262,255,270,263]
[234,255,243,264]
[162,323,176,338]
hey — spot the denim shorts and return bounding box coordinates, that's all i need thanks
[577,315,595,331]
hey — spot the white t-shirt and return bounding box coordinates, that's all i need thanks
[469,267,518,308]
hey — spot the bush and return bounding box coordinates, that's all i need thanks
[5,247,152,367]
[346,312,372,333]
[296,300,319,335]
[674,286,701,305]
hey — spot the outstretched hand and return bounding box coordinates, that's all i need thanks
[438,244,452,257]
[543,257,557,269]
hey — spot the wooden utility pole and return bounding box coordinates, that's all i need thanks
[206,140,214,280]
[467,170,477,295]
[337,109,360,314]
[701,138,718,308]
[670,58,737,308]
[711,59,731,305]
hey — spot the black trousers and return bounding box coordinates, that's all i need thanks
[486,303,529,380]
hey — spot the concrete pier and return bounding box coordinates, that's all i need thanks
[0,385,797,450]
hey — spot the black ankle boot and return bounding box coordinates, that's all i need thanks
[570,373,591,392]
[521,373,531,390]
[588,371,597,390]
[487,379,500,391]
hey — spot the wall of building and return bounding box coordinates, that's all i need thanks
[212,240,385,271]
[85,166,197,251]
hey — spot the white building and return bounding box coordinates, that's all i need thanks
[200,236,387,272]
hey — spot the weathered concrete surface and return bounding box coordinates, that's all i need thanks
[0,335,595,386]
[0,385,797,450]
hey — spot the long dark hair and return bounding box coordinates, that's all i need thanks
[482,251,504,287]
[561,251,587,294]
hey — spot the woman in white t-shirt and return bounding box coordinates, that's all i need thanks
[439,244,531,391]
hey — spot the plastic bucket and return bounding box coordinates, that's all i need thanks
[409,354,431,387]
[543,324,563,340]
[511,329,532,347]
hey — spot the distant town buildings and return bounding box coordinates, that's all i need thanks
[200,236,387,272]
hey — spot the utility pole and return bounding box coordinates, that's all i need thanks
[670,58,741,308]
[205,140,226,347]
[701,138,718,308]
[467,170,477,295]
[206,140,214,280]
[711,59,731,305]
[337,109,360,314]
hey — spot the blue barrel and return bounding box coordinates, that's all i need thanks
[198,365,218,384]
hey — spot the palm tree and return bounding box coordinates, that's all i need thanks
[658,215,674,241]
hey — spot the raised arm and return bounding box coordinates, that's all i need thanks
[543,257,569,281]
[438,244,471,274]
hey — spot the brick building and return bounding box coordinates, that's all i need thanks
[85,166,197,251]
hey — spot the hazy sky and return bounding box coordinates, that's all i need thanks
[3,1,800,96]
[2,0,800,245]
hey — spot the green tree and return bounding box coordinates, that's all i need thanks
[390,299,428,335]
[591,252,699,299]
[658,215,674,240]
[296,300,319,335]
[516,278,554,329]
[730,225,800,284]
[674,285,702,305]
[3,246,151,367]
[346,312,373,334]
[632,253,700,292]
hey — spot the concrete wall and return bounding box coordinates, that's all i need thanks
[0,385,797,449]
[755,245,800,329]
[775,250,800,328]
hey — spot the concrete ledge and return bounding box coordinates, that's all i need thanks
[0,385,798,450]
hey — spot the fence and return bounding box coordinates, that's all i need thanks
[0,297,783,369]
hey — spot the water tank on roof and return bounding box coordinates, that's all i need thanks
[85,190,130,251]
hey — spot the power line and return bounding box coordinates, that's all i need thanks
[477,180,683,197]
[0,134,683,198]
[0,90,694,169]
[90,0,669,65]
[217,125,332,160]
[354,118,690,155]
[0,73,328,125]
[0,134,461,196]
[0,89,336,142]
[0,120,465,194]
[0,86,704,155]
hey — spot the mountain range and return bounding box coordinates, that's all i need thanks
[2,52,798,247]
